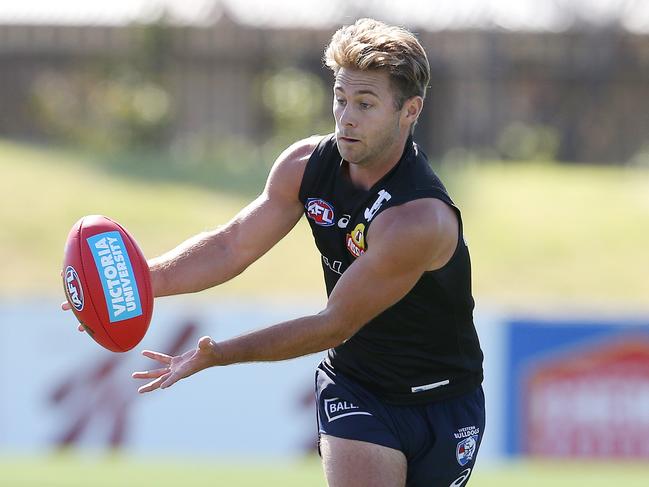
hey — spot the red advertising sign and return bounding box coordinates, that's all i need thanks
[523,337,649,458]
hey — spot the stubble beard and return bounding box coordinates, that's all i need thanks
[342,120,401,168]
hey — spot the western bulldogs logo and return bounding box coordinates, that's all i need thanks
[456,435,478,466]
[64,265,84,312]
[306,198,335,226]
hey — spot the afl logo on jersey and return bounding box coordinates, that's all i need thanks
[306,198,335,226]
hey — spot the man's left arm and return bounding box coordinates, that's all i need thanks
[134,198,458,393]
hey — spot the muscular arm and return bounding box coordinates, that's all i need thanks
[210,198,458,365]
[135,198,459,392]
[149,136,322,296]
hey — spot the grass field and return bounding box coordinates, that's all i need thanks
[454,161,649,310]
[0,140,324,299]
[1,138,648,309]
[2,455,649,486]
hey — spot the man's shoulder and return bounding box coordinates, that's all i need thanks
[278,134,329,167]
[378,198,454,228]
[366,198,459,271]
[369,198,457,247]
[265,135,329,198]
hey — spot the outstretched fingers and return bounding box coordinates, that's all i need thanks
[159,373,181,390]
[137,371,172,394]
[134,350,177,393]
[132,367,170,380]
[141,350,173,365]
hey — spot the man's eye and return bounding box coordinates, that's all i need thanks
[359,103,371,109]
[336,98,347,106]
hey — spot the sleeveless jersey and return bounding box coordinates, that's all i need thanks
[299,134,483,405]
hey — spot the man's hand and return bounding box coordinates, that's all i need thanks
[132,336,220,394]
[60,300,85,332]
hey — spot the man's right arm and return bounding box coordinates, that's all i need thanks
[149,136,322,297]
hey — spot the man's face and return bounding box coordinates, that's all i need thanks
[333,68,403,166]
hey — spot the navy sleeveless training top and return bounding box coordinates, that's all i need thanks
[299,134,483,405]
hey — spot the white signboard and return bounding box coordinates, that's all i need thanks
[0,297,502,461]
[0,297,324,458]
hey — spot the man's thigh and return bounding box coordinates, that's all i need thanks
[320,435,407,487]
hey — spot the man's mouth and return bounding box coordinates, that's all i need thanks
[339,136,360,143]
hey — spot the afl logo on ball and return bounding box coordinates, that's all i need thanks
[64,265,84,311]
[306,198,335,227]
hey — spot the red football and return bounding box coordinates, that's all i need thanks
[62,215,154,352]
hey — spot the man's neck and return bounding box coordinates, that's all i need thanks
[347,136,409,191]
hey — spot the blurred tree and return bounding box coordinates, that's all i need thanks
[258,66,331,158]
[30,22,173,151]
[497,122,560,162]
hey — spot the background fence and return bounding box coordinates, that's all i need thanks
[1,19,648,164]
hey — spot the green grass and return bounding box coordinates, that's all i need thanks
[1,139,648,309]
[451,162,649,309]
[475,460,649,486]
[0,455,326,487]
[0,140,324,299]
[1,456,649,487]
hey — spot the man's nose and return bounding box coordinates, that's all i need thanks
[339,106,356,128]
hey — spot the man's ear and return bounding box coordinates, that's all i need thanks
[401,96,424,128]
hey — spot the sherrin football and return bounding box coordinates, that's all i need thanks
[62,215,153,352]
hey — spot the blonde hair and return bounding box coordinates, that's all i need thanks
[324,18,430,109]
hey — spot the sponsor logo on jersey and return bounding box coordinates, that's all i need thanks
[306,198,335,226]
[322,255,343,275]
[449,468,472,487]
[346,223,366,258]
[364,189,391,222]
[337,214,351,229]
[323,397,372,422]
[456,434,479,466]
[87,231,143,323]
[64,265,84,312]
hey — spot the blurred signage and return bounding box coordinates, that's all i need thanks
[48,322,198,448]
[0,298,321,457]
[506,319,649,459]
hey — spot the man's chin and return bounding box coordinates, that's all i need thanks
[338,146,363,164]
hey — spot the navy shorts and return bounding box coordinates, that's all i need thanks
[315,363,485,487]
